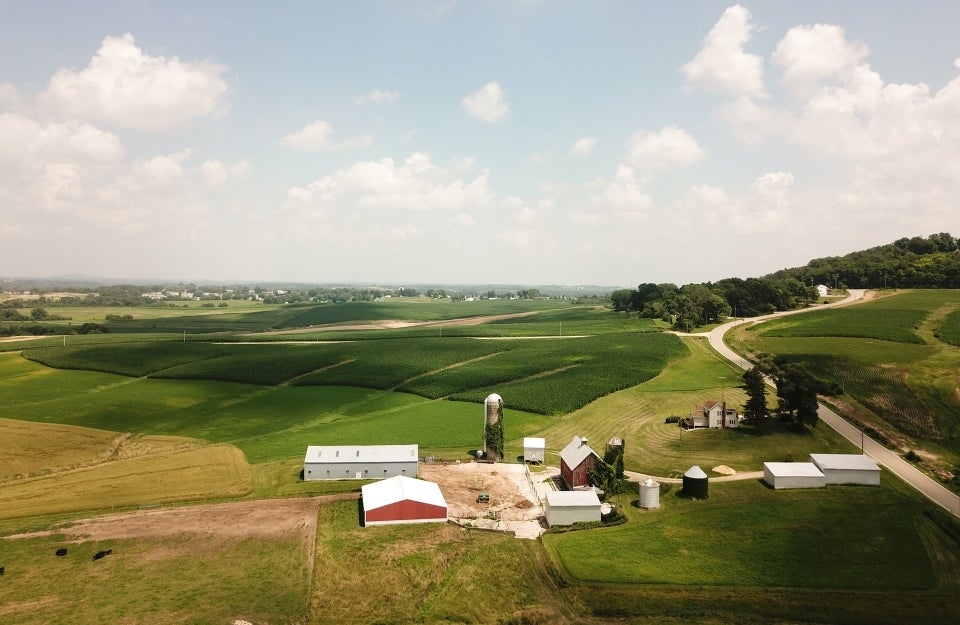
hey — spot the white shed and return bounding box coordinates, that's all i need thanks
[763,462,826,489]
[523,437,545,463]
[544,490,602,527]
[810,454,881,486]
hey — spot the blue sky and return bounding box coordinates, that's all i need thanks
[2,1,959,286]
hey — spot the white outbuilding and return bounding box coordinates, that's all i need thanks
[763,462,826,489]
[810,454,881,486]
[361,475,448,526]
[303,444,418,481]
[544,490,602,527]
[523,437,545,463]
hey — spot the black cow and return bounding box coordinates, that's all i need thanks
[56,548,68,556]
[92,549,112,561]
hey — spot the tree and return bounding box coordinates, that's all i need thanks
[740,367,768,425]
[775,362,820,427]
[30,307,49,320]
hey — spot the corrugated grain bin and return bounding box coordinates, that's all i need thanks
[682,465,709,499]
[639,477,661,509]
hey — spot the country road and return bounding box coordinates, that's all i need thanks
[707,289,960,518]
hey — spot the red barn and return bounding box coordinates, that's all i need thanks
[361,475,448,526]
[560,435,600,490]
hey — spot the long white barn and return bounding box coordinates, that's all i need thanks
[810,454,881,486]
[304,444,418,481]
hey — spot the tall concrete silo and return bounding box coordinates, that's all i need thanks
[483,393,504,462]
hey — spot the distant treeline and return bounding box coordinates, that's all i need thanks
[768,232,960,289]
[612,232,960,331]
[611,279,817,331]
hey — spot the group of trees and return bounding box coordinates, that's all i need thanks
[739,359,840,430]
[769,232,960,290]
[611,278,818,331]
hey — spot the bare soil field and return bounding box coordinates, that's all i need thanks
[4,494,355,544]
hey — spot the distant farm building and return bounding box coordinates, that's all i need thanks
[763,462,826,489]
[686,400,739,429]
[523,437,545,463]
[544,490,602,527]
[303,444,418,481]
[816,284,830,297]
[560,436,600,489]
[810,454,881,486]
[361,475,447,526]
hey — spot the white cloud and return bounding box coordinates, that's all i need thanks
[681,4,765,96]
[282,120,373,151]
[462,82,509,122]
[772,24,869,96]
[588,164,653,219]
[354,89,399,105]
[200,159,251,186]
[284,152,494,212]
[0,113,124,168]
[570,136,597,156]
[626,126,706,171]
[40,34,229,131]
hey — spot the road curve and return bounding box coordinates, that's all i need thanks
[707,290,960,518]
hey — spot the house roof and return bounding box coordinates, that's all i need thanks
[304,444,418,464]
[523,437,545,449]
[559,436,598,470]
[361,475,446,511]
[545,490,601,507]
[810,454,880,471]
[764,462,825,478]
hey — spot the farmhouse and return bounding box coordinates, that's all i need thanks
[816,284,830,297]
[763,462,826,489]
[523,437,545,463]
[810,453,881,486]
[544,490,602,527]
[303,444,418,481]
[560,436,600,489]
[361,475,447,526]
[686,400,739,429]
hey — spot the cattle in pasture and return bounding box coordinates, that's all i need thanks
[56,548,68,556]
[92,549,112,561]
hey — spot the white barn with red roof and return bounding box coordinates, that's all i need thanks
[361,475,448,526]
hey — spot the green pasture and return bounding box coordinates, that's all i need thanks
[545,478,937,588]
[308,500,563,625]
[939,307,960,346]
[0,526,310,625]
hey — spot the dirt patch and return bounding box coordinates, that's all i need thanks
[0,336,48,343]
[252,311,543,336]
[418,462,555,539]
[4,495,354,544]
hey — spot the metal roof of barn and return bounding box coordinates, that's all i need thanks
[559,436,599,470]
[362,475,446,511]
[764,462,825,478]
[810,454,880,471]
[545,490,601,507]
[304,444,418,464]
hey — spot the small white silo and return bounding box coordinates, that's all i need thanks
[639,477,661,509]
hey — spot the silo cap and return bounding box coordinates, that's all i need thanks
[684,465,708,479]
[484,393,503,403]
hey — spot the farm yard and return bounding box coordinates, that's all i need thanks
[0,296,959,624]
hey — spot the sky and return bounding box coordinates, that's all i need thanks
[2,1,959,287]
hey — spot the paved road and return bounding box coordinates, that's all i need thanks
[707,290,960,518]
